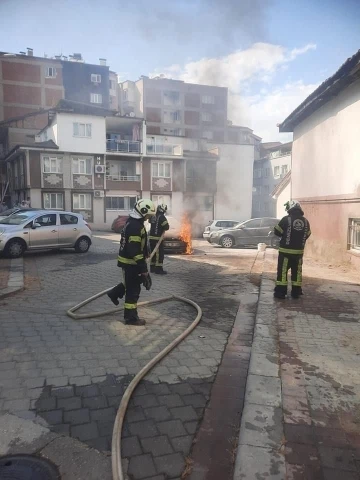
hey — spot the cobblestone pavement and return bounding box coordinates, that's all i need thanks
[250,250,360,480]
[0,235,259,479]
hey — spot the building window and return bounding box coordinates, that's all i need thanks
[123,89,128,100]
[163,91,180,106]
[105,196,137,210]
[265,168,271,178]
[201,112,212,122]
[173,128,183,136]
[72,158,92,175]
[282,165,288,175]
[202,95,215,104]
[109,79,116,90]
[43,157,62,174]
[73,122,92,138]
[349,219,360,251]
[274,166,280,177]
[90,93,102,104]
[43,193,63,210]
[91,74,101,83]
[152,162,171,178]
[152,195,171,214]
[73,193,91,210]
[254,168,262,179]
[203,131,213,140]
[164,110,181,124]
[45,67,57,78]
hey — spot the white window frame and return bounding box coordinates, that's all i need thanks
[73,193,92,210]
[152,195,172,214]
[202,95,215,104]
[203,130,213,140]
[274,166,280,177]
[45,67,57,78]
[152,161,172,178]
[73,122,92,138]
[90,93,102,104]
[43,156,62,174]
[72,157,92,175]
[43,193,64,210]
[105,196,138,211]
[281,164,288,175]
[201,112,212,122]
[91,74,101,83]
[349,218,360,251]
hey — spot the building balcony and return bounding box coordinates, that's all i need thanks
[106,175,140,182]
[106,139,141,154]
[146,143,183,156]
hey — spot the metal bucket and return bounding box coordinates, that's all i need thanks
[257,243,266,252]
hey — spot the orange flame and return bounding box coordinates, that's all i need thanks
[180,213,193,255]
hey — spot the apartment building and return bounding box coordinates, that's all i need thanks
[252,142,292,218]
[1,100,220,233]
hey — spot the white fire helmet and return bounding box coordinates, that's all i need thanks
[157,204,167,214]
[133,199,156,218]
[285,200,302,212]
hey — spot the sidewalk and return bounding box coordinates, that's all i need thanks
[234,249,360,479]
[0,257,24,298]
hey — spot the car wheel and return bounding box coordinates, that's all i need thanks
[220,235,234,248]
[5,239,26,258]
[75,237,91,253]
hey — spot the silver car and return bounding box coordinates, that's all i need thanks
[0,210,92,258]
[203,219,240,241]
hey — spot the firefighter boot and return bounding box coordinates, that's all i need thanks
[107,283,125,306]
[274,286,287,300]
[291,286,302,299]
[124,309,146,326]
[155,266,167,275]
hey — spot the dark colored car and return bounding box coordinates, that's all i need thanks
[209,217,280,248]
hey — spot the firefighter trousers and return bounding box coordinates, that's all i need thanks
[122,266,141,319]
[275,252,303,295]
[150,239,165,267]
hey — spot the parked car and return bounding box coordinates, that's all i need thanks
[0,210,92,258]
[209,217,280,248]
[203,219,240,241]
[0,207,41,222]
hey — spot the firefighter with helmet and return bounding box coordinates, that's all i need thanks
[273,200,311,299]
[107,198,155,325]
[149,203,170,274]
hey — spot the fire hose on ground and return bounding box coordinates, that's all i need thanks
[66,233,203,480]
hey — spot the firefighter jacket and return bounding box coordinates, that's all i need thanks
[117,216,148,273]
[274,210,311,255]
[149,213,169,240]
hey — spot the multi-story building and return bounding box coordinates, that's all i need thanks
[252,142,292,218]
[1,100,220,234]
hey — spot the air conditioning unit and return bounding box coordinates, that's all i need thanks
[95,164,105,174]
[94,190,105,198]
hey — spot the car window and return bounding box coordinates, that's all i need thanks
[215,221,224,227]
[36,214,57,227]
[60,214,78,225]
[261,218,278,227]
[244,219,262,228]
[0,212,33,225]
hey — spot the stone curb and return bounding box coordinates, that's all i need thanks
[0,257,24,298]
[233,248,286,479]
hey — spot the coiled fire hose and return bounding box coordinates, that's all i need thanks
[66,234,203,480]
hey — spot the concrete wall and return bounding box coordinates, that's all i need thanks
[211,143,254,222]
[292,79,360,265]
[276,182,290,219]
[56,113,106,154]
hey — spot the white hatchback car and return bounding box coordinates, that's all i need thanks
[0,210,92,258]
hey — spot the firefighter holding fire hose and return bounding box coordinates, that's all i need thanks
[107,198,156,326]
[149,204,170,275]
[273,200,311,299]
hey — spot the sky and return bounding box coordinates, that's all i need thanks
[0,0,359,142]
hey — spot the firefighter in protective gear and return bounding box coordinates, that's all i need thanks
[107,199,156,325]
[273,200,311,299]
[149,204,170,275]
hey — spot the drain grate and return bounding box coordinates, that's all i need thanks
[0,454,60,480]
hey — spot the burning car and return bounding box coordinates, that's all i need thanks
[111,214,192,255]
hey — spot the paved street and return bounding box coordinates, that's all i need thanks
[1,236,360,479]
[0,235,260,479]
